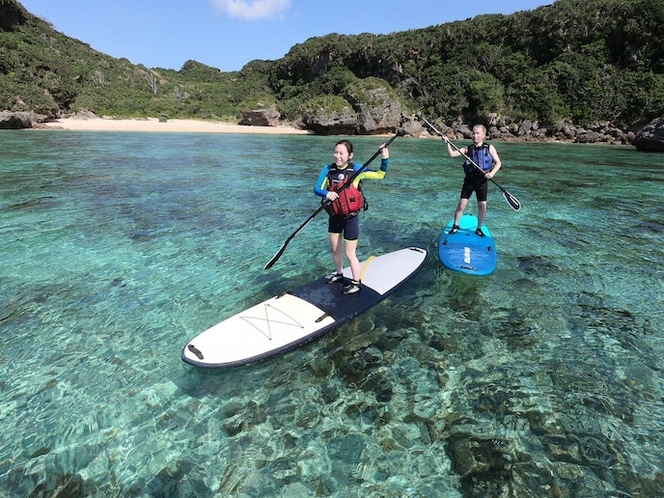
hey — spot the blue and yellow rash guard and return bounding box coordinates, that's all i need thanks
[313,157,390,199]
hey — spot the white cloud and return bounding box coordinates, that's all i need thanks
[210,0,292,20]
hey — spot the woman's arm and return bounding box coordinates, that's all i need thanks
[313,165,331,198]
[352,157,389,185]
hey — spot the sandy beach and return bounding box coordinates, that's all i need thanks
[40,116,312,135]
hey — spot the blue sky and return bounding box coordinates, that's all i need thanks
[20,0,553,72]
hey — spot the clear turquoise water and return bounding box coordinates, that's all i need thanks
[1,130,663,496]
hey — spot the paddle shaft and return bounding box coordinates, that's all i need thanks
[264,132,402,270]
[416,114,521,211]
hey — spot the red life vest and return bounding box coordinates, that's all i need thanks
[326,164,364,216]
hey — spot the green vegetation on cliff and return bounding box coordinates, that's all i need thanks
[1,0,663,130]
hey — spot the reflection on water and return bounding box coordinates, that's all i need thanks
[1,132,663,496]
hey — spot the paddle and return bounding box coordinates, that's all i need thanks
[264,131,403,270]
[415,114,521,211]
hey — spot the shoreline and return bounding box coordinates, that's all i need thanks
[38,117,312,135]
[32,117,638,146]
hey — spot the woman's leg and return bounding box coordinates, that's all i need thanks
[329,233,344,273]
[344,238,361,281]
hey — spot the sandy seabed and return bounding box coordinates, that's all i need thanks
[39,117,312,135]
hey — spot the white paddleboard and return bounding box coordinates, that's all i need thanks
[182,246,427,368]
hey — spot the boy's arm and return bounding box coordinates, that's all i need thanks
[486,145,502,179]
[446,140,465,158]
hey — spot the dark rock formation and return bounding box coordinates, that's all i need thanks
[346,86,401,135]
[0,0,28,31]
[632,117,664,152]
[240,104,280,127]
[0,110,34,129]
[302,105,358,135]
[405,114,638,145]
[301,79,402,135]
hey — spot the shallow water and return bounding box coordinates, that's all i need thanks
[1,130,663,497]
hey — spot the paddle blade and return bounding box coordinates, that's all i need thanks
[502,189,521,211]
[264,204,327,270]
[264,243,287,270]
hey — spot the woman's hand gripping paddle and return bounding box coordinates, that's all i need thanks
[416,114,521,211]
[264,131,403,270]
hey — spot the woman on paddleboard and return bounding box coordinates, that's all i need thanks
[314,139,389,295]
[445,124,502,236]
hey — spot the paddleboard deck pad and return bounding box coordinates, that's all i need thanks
[438,214,496,276]
[182,246,427,368]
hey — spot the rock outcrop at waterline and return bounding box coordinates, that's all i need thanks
[0,110,34,129]
[236,107,646,148]
[2,106,661,152]
[402,116,637,146]
[233,107,638,146]
[632,117,664,152]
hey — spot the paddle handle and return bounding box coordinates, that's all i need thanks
[264,131,403,270]
[343,131,401,186]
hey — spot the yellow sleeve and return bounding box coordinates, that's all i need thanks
[352,169,385,187]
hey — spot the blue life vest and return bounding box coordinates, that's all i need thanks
[463,144,493,174]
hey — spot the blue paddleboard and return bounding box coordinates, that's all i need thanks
[438,214,496,276]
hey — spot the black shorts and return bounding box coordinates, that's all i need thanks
[460,173,489,202]
[328,213,359,240]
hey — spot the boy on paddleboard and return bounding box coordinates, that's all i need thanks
[314,139,390,295]
[445,124,502,236]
